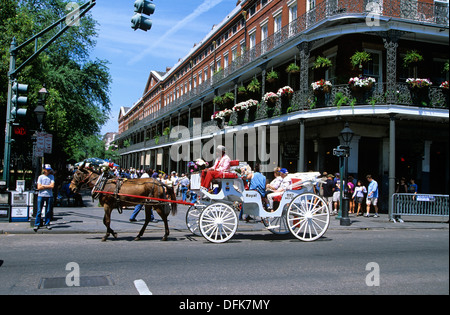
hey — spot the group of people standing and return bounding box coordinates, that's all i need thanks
[319,172,418,218]
[320,173,379,217]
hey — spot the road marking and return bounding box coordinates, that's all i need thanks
[134,279,152,295]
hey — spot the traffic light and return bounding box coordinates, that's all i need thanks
[131,0,155,31]
[11,82,28,120]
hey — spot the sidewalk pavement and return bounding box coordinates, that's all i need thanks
[0,196,448,235]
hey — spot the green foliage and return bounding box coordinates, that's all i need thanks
[350,51,371,69]
[0,0,112,166]
[403,50,423,68]
[247,77,261,93]
[313,56,332,69]
[286,63,300,73]
[266,70,279,81]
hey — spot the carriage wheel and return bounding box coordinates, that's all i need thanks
[186,204,205,236]
[199,203,238,243]
[262,214,289,235]
[287,193,330,242]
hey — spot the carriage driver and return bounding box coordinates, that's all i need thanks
[200,145,231,191]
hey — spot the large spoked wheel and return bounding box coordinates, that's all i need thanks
[199,202,238,243]
[186,204,205,236]
[287,193,330,242]
[262,213,289,235]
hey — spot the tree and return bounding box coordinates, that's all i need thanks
[1,0,112,171]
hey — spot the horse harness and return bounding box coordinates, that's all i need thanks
[91,172,171,214]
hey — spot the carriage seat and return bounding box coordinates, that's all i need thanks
[272,177,303,202]
[219,160,240,179]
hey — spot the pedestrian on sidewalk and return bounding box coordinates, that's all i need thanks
[365,174,379,218]
[352,180,367,216]
[34,164,55,232]
[129,169,155,222]
[179,174,190,202]
[322,173,335,214]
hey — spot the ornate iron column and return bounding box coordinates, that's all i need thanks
[382,30,405,104]
[298,41,311,106]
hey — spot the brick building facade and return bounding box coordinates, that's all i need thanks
[116,0,449,211]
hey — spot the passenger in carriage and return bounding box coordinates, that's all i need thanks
[266,168,292,211]
[200,145,231,191]
[247,163,266,198]
[266,167,282,193]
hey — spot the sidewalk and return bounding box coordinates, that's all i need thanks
[0,196,448,235]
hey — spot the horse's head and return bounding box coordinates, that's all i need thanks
[70,164,98,194]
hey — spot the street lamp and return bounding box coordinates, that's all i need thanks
[31,86,48,224]
[333,122,354,226]
[340,122,354,145]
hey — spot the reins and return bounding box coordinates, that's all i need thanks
[92,190,195,206]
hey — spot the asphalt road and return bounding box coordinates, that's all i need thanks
[0,228,448,296]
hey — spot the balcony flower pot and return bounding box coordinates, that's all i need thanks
[263,92,279,107]
[312,79,332,95]
[407,78,432,106]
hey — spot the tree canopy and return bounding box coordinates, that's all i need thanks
[1,0,112,170]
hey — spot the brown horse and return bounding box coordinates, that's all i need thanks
[69,167,177,241]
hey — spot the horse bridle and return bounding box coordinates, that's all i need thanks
[71,170,97,191]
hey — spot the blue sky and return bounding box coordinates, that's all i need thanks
[88,0,238,134]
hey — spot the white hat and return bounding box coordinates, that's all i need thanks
[43,164,53,170]
[217,145,226,152]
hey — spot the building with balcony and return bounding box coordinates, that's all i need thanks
[116,0,449,210]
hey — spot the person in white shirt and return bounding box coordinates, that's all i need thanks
[266,167,282,193]
[267,168,292,210]
[34,164,55,232]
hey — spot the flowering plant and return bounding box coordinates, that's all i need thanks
[100,161,116,173]
[188,159,209,172]
[211,109,233,120]
[232,99,259,112]
[348,76,376,87]
[406,78,432,88]
[263,92,279,103]
[277,86,294,98]
[246,99,259,108]
[440,81,449,89]
[232,101,248,112]
[311,79,332,91]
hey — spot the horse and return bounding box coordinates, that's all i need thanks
[69,167,177,242]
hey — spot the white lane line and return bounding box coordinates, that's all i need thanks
[134,279,153,295]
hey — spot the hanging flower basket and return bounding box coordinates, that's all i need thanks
[406,78,432,106]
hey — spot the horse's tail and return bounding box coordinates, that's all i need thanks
[162,184,177,216]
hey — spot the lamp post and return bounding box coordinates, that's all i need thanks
[333,122,354,226]
[31,87,47,224]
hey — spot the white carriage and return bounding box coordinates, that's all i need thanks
[186,166,330,243]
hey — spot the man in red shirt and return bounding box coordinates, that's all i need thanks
[200,145,231,189]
